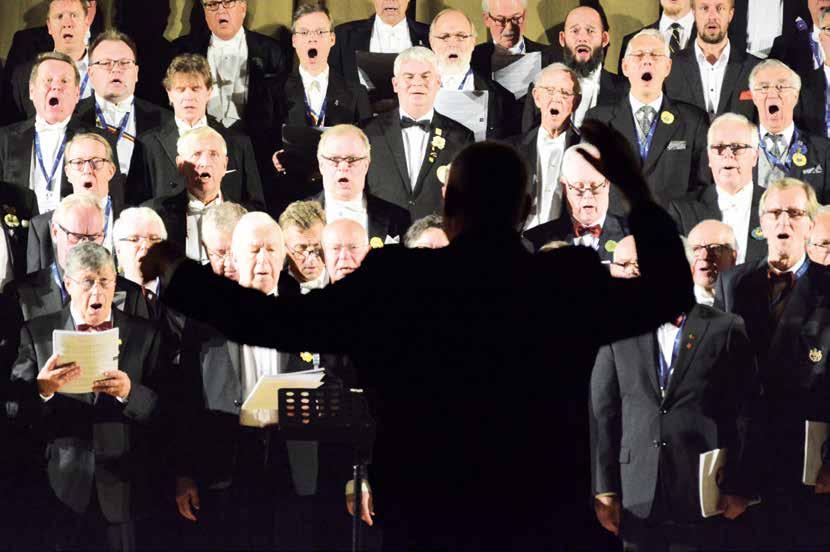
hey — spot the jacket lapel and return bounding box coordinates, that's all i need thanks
[718,48,744,114]
[664,307,710,402]
[325,72,352,124]
[381,112,411,194]
[354,18,373,52]
[226,339,242,395]
[679,53,706,109]
[412,114,446,197]
[610,98,640,165]
[745,184,766,261]
[10,121,36,188]
[637,332,663,402]
[284,72,309,126]
[158,120,179,167]
[643,98,681,172]
[406,18,426,47]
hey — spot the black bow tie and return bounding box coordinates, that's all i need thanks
[401,117,431,132]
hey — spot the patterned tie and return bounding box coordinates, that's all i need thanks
[77,321,114,332]
[574,223,602,238]
[636,106,656,145]
[768,268,796,326]
[765,133,785,160]
[669,23,682,56]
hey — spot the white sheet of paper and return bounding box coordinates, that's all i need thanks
[803,420,829,485]
[699,448,726,517]
[241,368,325,417]
[493,51,542,100]
[53,328,120,394]
[434,90,489,142]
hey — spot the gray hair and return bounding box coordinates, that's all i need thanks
[533,62,582,98]
[203,202,248,238]
[481,0,527,11]
[748,58,802,93]
[177,126,227,157]
[65,242,115,278]
[113,207,168,241]
[623,28,670,58]
[393,46,439,77]
[53,192,103,228]
[430,9,478,39]
[760,177,819,221]
[30,51,81,88]
[65,132,115,166]
[404,214,445,248]
[279,200,325,231]
[707,113,759,149]
[317,124,371,160]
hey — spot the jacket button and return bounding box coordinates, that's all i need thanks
[661,441,668,447]
[652,440,660,448]
[408,200,415,206]
[660,409,668,414]
[233,400,242,407]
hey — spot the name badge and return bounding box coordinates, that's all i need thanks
[803,165,824,175]
[667,141,687,151]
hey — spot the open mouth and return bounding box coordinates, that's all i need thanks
[110,78,123,85]
[549,107,560,116]
[768,104,781,115]
[777,232,790,240]
[90,302,102,310]
[63,33,74,41]
[198,172,212,181]
[448,53,459,60]
[308,48,318,59]
[337,177,350,185]
[82,181,94,189]
[218,17,230,25]
[48,97,60,107]
[641,72,653,82]
[575,45,591,55]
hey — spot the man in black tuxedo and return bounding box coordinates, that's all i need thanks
[688,219,738,306]
[3,0,95,126]
[664,0,760,121]
[429,9,517,139]
[714,177,830,549]
[312,124,410,244]
[808,205,830,264]
[796,7,830,138]
[587,29,710,212]
[0,183,39,287]
[769,0,828,79]
[523,143,628,260]
[508,63,581,230]
[729,0,807,58]
[27,133,126,274]
[748,59,830,200]
[618,0,696,74]
[8,242,163,551]
[142,121,697,549]
[137,54,264,208]
[669,113,767,264]
[170,0,290,134]
[521,5,628,132]
[5,192,149,323]
[329,0,429,85]
[591,236,759,551]
[362,47,474,220]
[278,200,328,292]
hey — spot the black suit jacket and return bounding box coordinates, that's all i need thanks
[470,37,556,83]
[668,182,767,264]
[618,21,698,75]
[728,0,806,55]
[590,304,758,526]
[585,95,711,212]
[0,182,39,283]
[753,126,830,204]
[136,117,265,209]
[361,109,474,220]
[159,200,695,543]
[769,7,820,79]
[522,212,628,261]
[469,70,520,139]
[715,259,830,489]
[9,307,163,523]
[310,191,411,242]
[664,45,761,120]
[797,67,828,139]
[329,17,429,84]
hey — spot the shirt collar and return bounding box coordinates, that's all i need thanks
[440,64,472,86]
[70,304,112,328]
[716,180,753,208]
[144,278,160,294]
[694,284,715,306]
[175,116,208,134]
[824,64,830,81]
[581,66,602,86]
[186,190,223,210]
[35,115,72,132]
[695,39,731,66]
[537,126,568,147]
[210,26,246,49]
[95,92,134,114]
[769,254,807,274]
[628,92,663,115]
[760,122,795,146]
[325,191,366,211]
[573,213,607,231]
[660,10,695,34]
[374,14,409,35]
[399,107,434,123]
[298,64,330,86]
[297,268,329,292]
[502,36,526,55]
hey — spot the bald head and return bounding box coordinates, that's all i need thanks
[687,219,737,291]
[610,235,639,278]
[231,212,285,293]
[561,144,610,226]
[808,207,830,266]
[322,219,370,283]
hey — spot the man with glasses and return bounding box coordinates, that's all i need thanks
[429,8,516,139]
[618,0,696,75]
[587,29,711,213]
[523,143,628,260]
[279,200,327,293]
[808,204,830,264]
[509,63,581,229]
[715,177,830,549]
[322,218,371,284]
[687,219,737,305]
[201,201,247,282]
[312,124,410,244]
[749,59,830,200]
[26,132,126,274]
[171,0,290,133]
[670,113,767,264]
[4,192,148,322]
[609,235,640,278]
[329,0,429,86]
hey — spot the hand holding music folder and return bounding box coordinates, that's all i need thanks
[699,448,761,518]
[52,328,120,394]
[803,420,829,485]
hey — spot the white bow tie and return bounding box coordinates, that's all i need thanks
[35,119,69,133]
[187,198,218,216]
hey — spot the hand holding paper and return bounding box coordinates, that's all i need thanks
[37,353,81,397]
[52,328,120,394]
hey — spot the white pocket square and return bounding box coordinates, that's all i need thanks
[385,235,400,244]
[667,140,687,151]
[804,165,824,175]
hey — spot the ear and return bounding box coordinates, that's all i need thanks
[601,31,610,48]
[392,76,400,94]
[558,31,566,48]
[175,155,185,174]
[50,222,59,241]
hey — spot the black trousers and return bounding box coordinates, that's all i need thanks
[48,484,135,552]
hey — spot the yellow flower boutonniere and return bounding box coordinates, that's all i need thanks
[370,237,384,249]
[300,352,314,363]
[4,213,20,228]
[431,135,446,150]
[604,240,618,253]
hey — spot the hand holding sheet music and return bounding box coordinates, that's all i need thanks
[52,328,120,394]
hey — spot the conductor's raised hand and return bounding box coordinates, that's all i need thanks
[37,353,80,397]
[272,150,286,174]
[139,240,185,285]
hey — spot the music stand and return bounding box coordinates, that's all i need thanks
[278,385,375,552]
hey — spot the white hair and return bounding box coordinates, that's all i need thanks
[533,62,581,96]
[481,0,527,11]
[707,113,759,149]
[623,28,670,58]
[113,207,168,241]
[393,46,439,77]
[53,192,102,228]
[748,58,802,93]
[177,126,228,157]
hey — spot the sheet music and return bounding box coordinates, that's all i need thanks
[699,448,761,517]
[356,51,397,99]
[493,51,542,100]
[435,90,489,142]
[53,328,120,394]
[240,368,325,426]
[803,420,829,485]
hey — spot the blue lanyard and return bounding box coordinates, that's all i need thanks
[638,112,658,161]
[103,195,112,239]
[34,132,68,192]
[304,88,328,127]
[759,128,805,173]
[94,102,132,144]
[50,263,68,303]
[80,72,90,98]
[457,68,473,90]
[657,316,686,394]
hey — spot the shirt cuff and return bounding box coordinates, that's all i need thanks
[116,395,128,404]
[595,492,618,498]
[39,393,54,402]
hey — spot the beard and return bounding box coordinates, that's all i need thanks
[564,45,604,79]
[700,27,727,45]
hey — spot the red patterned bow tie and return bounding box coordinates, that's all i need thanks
[671,314,686,328]
[77,321,113,332]
[574,224,602,238]
[767,269,795,287]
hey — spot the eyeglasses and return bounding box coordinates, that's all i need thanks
[203,0,243,11]
[319,155,368,169]
[324,243,368,256]
[487,13,525,28]
[432,33,474,43]
[709,143,755,157]
[536,86,576,99]
[66,157,111,171]
[751,84,797,95]
[57,223,103,245]
[119,235,163,246]
[65,274,115,291]
[565,180,609,197]
[626,51,668,61]
[809,240,830,250]
[611,260,639,274]
[762,208,808,220]
[290,244,323,258]
[691,243,733,257]
[203,245,231,262]
[821,26,830,35]
[294,30,332,38]
[90,59,136,71]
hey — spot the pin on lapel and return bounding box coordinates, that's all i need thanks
[660,111,674,125]
[604,240,618,253]
[793,152,807,167]
[809,348,823,363]
[300,352,313,363]
[334,99,339,106]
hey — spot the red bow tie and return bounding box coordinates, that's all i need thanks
[574,224,602,238]
[767,269,795,287]
[671,314,686,328]
[77,321,113,332]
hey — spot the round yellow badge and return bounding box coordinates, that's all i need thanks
[809,348,823,363]
[370,237,384,249]
[3,213,19,228]
[660,111,674,125]
[604,240,618,253]
[300,352,313,363]
[792,152,807,167]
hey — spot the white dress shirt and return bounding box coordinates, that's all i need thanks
[694,284,715,306]
[0,226,10,291]
[716,181,753,264]
[572,214,607,249]
[746,0,783,58]
[524,128,566,229]
[185,192,223,263]
[400,108,433,190]
[31,115,71,212]
[94,93,136,175]
[370,15,413,54]
[324,192,369,231]
[757,122,795,189]
[657,320,682,391]
[695,41,731,115]
[76,51,91,99]
[207,27,249,128]
[440,65,475,91]
[659,10,695,51]
[574,66,602,127]
[812,25,825,69]
[501,36,527,55]
[175,116,208,136]
[299,65,330,121]
[298,269,329,295]
[100,195,115,255]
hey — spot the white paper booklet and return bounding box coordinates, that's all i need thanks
[53,328,119,394]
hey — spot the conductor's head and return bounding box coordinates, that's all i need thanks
[443,141,530,239]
